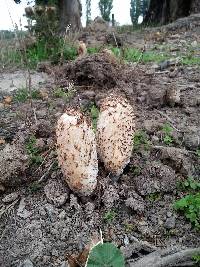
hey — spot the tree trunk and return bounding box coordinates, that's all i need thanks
[58,0,82,34]
[144,0,200,25]
[191,0,200,13]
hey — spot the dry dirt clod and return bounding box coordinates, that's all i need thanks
[165,85,181,107]
[59,53,119,89]
[44,179,69,207]
[134,161,177,195]
[158,146,195,177]
[18,259,34,267]
[125,192,145,213]
[2,192,19,203]
[0,144,29,187]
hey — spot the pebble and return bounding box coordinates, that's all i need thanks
[51,248,59,257]
[167,211,173,217]
[191,40,198,47]
[60,262,69,267]
[44,203,58,222]
[124,235,130,246]
[18,259,34,267]
[2,192,19,203]
[17,198,32,219]
[58,210,66,220]
[165,216,176,229]
[38,207,46,216]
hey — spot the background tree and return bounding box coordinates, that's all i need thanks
[98,0,113,22]
[144,0,200,25]
[141,0,150,17]
[130,0,141,24]
[14,0,82,32]
[130,0,150,25]
[86,0,91,25]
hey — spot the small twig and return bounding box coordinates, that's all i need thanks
[112,32,119,50]
[132,45,146,70]
[0,198,19,219]
[156,110,180,132]
[100,229,103,244]
[129,247,200,267]
[38,161,55,183]
[27,69,38,124]
[75,85,94,89]
[33,107,38,124]
[155,71,170,74]
[152,145,197,155]
[0,216,9,241]
[34,145,55,174]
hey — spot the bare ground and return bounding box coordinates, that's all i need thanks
[0,21,200,267]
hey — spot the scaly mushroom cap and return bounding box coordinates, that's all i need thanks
[34,5,45,16]
[45,6,57,16]
[101,49,118,64]
[77,41,87,57]
[25,6,34,18]
[56,108,98,196]
[96,94,135,176]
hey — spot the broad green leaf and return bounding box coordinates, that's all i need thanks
[86,243,125,267]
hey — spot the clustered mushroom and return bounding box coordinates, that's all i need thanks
[56,95,135,195]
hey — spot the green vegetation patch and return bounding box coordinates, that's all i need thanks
[161,123,174,145]
[174,193,200,230]
[174,177,200,230]
[26,135,43,165]
[81,103,100,132]
[103,210,117,223]
[133,130,151,151]
[14,87,41,102]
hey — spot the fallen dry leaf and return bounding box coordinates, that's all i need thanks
[0,184,5,192]
[66,233,101,267]
[39,89,49,100]
[3,96,13,105]
[0,138,6,145]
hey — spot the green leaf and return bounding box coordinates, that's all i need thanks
[184,181,189,187]
[87,243,125,267]
[174,197,188,209]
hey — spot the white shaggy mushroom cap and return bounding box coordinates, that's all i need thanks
[56,108,98,196]
[97,94,135,176]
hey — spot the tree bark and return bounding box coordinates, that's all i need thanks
[58,0,82,33]
[144,0,200,25]
[191,0,200,13]
[128,247,200,267]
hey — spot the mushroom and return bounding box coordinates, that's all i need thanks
[56,108,98,196]
[101,48,118,64]
[165,85,181,107]
[34,5,45,16]
[25,6,34,18]
[77,41,87,58]
[96,94,135,177]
